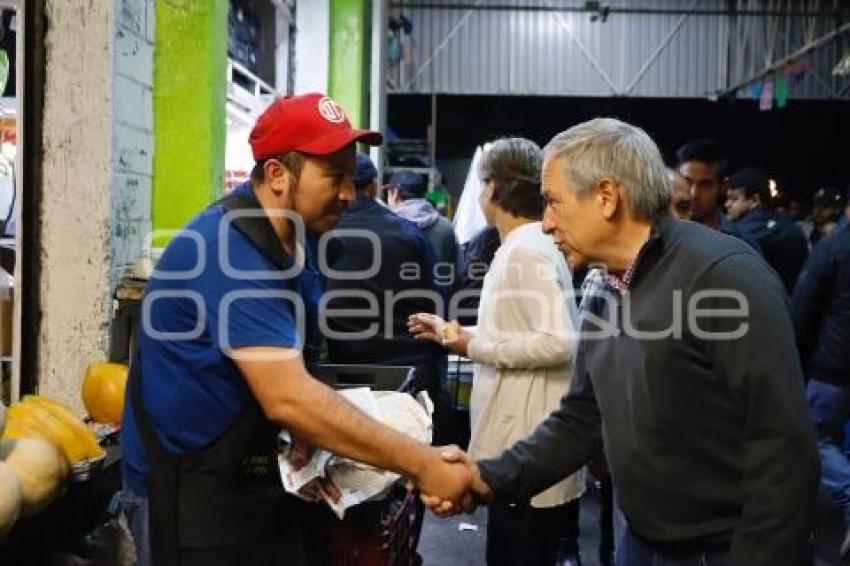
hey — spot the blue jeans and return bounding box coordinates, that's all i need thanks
[615,529,731,566]
[807,378,850,524]
[120,485,151,566]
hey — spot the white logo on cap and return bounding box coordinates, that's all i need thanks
[318,97,347,124]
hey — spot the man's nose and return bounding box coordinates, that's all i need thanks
[542,207,555,234]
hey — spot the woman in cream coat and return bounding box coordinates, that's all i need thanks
[410,138,583,566]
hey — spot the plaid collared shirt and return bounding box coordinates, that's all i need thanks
[605,259,637,294]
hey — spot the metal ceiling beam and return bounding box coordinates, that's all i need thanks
[401,1,482,91]
[550,7,619,94]
[389,2,832,17]
[623,0,699,95]
[721,20,850,97]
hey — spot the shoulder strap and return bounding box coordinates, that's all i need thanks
[217,190,292,270]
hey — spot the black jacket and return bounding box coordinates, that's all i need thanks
[792,223,850,386]
[478,214,818,566]
[736,207,808,294]
[324,194,443,366]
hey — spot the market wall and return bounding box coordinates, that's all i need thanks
[35,0,154,411]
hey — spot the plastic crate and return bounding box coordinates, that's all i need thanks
[306,365,425,565]
[313,364,417,394]
[326,485,424,566]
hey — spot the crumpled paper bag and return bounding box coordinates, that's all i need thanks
[278,388,433,518]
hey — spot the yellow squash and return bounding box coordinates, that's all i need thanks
[22,396,104,460]
[2,401,102,464]
[81,362,128,426]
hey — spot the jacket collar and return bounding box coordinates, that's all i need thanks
[627,212,675,290]
[217,183,295,271]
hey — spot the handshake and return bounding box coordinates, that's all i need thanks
[414,445,493,518]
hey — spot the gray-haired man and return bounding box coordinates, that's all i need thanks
[427,118,818,566]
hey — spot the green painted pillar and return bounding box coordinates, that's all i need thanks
[152,1,227,238]
[329,0,367,127]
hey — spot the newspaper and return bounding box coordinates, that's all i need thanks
[278,388,433,519]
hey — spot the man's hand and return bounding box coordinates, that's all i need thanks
[420,446,492,517]
[408,314,471,356]
[410,446,475,513]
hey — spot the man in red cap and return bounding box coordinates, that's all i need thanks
[120,93,471,566]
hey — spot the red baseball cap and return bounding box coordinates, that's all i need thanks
[249,93,383,160]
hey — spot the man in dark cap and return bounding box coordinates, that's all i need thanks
[810,186,847,247]
[387,169,459,271]
[725,167,808,293]
[350,152,380,200]
[324,154,455,443]
[120,94,472,566]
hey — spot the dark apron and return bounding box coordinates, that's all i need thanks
[127,189,307,565]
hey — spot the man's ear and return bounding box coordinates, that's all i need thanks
[597,178,621,220]
[264,159,292,197]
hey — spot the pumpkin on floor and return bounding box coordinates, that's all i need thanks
[0,461,21,538]
[0,438,69,517]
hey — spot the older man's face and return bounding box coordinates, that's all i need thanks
[541,156,602,262]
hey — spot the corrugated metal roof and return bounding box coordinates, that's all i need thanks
[387,0,849,99]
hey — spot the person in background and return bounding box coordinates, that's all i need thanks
[725,167,808,293]
[351,153,380,200]
[839,189,850,230]
[676,139,758,249]
[792,221,850,558]
[410,138,584,566]
[387,169,459,272]
[426,118,818,566]
[783,197,816,245]
[667,168,692,220]
[323,153,454,444]
[810,187,846,247]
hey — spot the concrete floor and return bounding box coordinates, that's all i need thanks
[419,484,848,566]
[419,486,605,566]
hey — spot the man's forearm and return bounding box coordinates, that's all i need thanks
[478,398,603,502]
[236,349,471,501]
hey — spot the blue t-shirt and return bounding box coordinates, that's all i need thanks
[121,185,321,496]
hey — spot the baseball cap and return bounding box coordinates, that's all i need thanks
[249,93,383,160]
[727,167,769,199]
[813,186,847,208]
[353,153,378,190]
[387,170,427,198]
